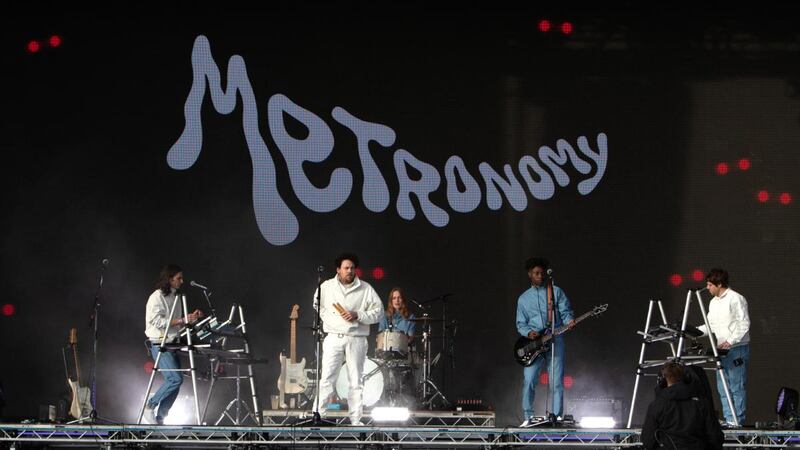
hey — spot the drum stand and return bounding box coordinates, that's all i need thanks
[418,320,449,409]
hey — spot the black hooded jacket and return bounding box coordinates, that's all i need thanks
[641,381,724,450]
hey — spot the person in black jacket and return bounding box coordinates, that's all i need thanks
[641,362,724,450]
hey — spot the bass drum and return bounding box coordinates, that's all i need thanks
[335,358,384,407]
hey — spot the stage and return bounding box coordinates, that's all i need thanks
[1,422,799,448]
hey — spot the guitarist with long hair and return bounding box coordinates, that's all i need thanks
[515,257,575,427]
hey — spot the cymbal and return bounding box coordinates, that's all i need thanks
[408,317,443,322]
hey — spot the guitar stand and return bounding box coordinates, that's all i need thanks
[417,320,450,409]
[626,290,739,428]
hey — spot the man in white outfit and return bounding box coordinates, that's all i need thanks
[314,253,383,425]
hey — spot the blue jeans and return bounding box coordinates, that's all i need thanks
[717,344,748,424]
[148,345,183,420]
[522,337,565,418]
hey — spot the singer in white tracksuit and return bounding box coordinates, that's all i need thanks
[314,254,383,425]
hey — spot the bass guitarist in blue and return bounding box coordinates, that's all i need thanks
[515,257,575,427]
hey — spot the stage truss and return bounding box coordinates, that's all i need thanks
[2,423,799,448]
[262,409,496,426]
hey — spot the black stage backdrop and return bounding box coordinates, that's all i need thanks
[1,5,799,426]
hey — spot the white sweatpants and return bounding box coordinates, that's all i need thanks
[315,334,368,423]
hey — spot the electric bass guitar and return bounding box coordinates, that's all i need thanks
[66,328,93,419]
[277,304,308,408]
[513,304,608,366]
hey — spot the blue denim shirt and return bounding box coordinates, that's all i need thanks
[378,312,416,336]
[516,284,574,337]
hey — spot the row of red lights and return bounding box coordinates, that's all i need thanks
[538,19,574,35]
[539,372,574,388]
[715,158,792,205]
[669,269,706,287]
[354,267,385,280]
[26,35,62,53]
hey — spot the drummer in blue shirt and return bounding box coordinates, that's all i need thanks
[378,288,416,344]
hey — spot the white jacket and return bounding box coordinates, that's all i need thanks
[314,277,383,336]
[698,287,750,347]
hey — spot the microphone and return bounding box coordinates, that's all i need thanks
[102,258,109,267]
[546,268,553,276]
[692,286,708,293]
[409,298,427,309]
[190,280,209,290]
[317,265,325,273]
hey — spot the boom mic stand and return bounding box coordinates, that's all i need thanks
[296,266,336,427]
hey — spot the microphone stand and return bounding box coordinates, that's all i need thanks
[85,259,113,424]
[296,267,335,426]
[545,272,558,426]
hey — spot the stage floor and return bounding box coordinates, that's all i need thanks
[2,422,799,448]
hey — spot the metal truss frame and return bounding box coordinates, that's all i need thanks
[262,409,496,427]
[2,424,799,448]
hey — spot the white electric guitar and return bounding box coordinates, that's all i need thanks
[66,328,92,419]
[277,304,308,408]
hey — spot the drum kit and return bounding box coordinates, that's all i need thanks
[333,315,449,410]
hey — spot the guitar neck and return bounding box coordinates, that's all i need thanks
[546,309,595,340]
[289,318,297,363]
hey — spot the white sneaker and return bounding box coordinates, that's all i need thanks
[143,405,158,425]
[519,418,532,427]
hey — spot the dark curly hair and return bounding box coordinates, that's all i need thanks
[335,253,360,270]
[524,257,549,272]
[155,264,183,295]
[705,268,729,288]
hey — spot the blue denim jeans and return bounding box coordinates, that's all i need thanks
[148,345,183,420]
[522,337,566,418]
[717,344,748,424]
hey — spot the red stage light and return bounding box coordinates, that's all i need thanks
[27,40,41,53]
[355,267,364,279]
[539,372,549,385]
[757,190,770,203]
[669,274,683,287]
[144,360,154,374]
[564,375,574,389]
[49,35,62,48]
[715,162,729,175]
[780,192,792,205]
[538,19,552,33]
[372,267,385,280]
[691,269,705,282]
[2,304,15,316]
[738,158,751,171]
[560,22,573,35]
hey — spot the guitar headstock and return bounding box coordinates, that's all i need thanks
[69,328,78,345]
[290,304,300,320]
[592,304,609,315]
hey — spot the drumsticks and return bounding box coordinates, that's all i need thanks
[332,303,348,316]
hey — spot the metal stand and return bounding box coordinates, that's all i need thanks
[199,304,262,426]
[137,292,201,425]
[626,289,739,428]
[418,316,449,409]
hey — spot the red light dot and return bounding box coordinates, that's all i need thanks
[539,372,549,385]
[27,40,41,53]
[2,304,15,316]
[143,360,154,374]
[780,192,792,205]
[538,19,551,33]
[715,162,729,175]
[564,375,574,389]
[49,35,62,48]
[757,190,770,203]
[560,22,573,35]
[737,158,750,171]
[691,269,705,282]
[669,274,683,287]
[355,267,364,279]
[371,267,385,280]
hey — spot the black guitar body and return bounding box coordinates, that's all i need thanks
[514,335,551,367]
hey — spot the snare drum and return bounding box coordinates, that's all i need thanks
[375,330,409,360]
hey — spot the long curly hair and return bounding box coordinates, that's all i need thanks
[385,287,409,319]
